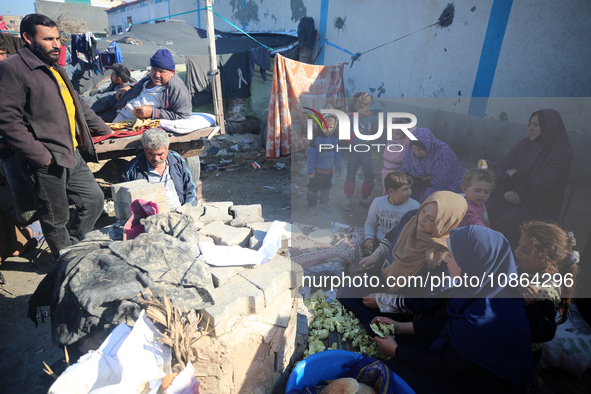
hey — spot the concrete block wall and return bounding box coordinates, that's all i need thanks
[200,255,302,337]
[193,226,304,392]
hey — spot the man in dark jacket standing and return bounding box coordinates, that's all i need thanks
[120,128,198,208]
[0,14,112,261]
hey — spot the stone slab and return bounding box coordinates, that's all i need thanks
[247,222,272,250]
[247,222,273,233]
[210,265,246,288]
[203,201,233,210]
[114,201,131,221]
[199,221,251,247]
[199,209,233,225]
[229,204,264,227]
[175,204,205,229]
[111,179,147,203]
[193,295,304,394]
[238,255,293,307]
[230,204,262,218]
[112,180,166,206]
[259,289,295,328]
[200,275,264,336]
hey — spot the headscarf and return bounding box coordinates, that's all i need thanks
[401,128,465,201]
[383,127,413,171]
[431,226,533,389]
[381,191,467,292]
[493,109,573,220]
[497,109,572,178]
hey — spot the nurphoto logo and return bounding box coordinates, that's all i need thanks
[304,108,418,153]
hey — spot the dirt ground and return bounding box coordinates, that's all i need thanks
[1,141,590,393]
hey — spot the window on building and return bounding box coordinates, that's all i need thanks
[111,26,116,35]
[127,16,132,25]
[118,26,123,33]
[10,20,15,24]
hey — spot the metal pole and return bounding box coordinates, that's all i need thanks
[205,0,225,134]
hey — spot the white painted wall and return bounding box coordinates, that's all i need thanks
[170,0,321,31]
[187,1,590,120]
[170,0,200,29]
[107,0,169,33]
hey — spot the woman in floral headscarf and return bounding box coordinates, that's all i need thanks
[487,109,573,248]
[400,128,465,203]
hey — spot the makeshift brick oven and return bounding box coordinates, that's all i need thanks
[109,180,307,393]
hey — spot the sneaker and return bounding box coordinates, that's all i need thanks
[320,204,333,213]
[309,206,319,214]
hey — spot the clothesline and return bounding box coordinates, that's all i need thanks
[323,5,454,68]
[207,6,274,52]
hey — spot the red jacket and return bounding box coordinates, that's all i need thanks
[0,46,111,168]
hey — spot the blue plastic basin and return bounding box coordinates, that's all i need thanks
[285,349,415,393]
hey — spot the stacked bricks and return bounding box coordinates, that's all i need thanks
[111,179,170,220]
[200,255,303,337]
[195,253,304,392]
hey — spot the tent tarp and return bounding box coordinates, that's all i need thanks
[95,21,297,71]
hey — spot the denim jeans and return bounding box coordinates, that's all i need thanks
[19,150,104,260]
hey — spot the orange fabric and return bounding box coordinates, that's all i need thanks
[266,54,346,159]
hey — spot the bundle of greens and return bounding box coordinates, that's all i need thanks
[303,290,394,359]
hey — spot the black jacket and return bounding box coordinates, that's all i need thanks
[0,46,111,168]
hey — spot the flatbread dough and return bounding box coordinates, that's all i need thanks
[283,223,302,237]
[321,378,377,394]
[307,229,334,244]
[322,377,358,394]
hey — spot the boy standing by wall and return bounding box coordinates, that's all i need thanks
[307,114,342,214]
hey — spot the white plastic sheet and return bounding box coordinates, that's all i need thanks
[49,310,172,394]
